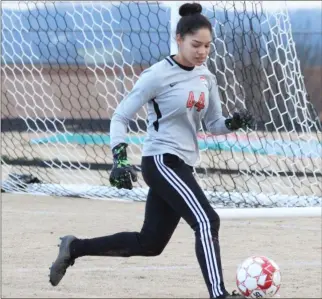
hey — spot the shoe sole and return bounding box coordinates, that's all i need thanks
[49,235,76,286]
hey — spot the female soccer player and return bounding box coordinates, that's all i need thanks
[50,3,253,298]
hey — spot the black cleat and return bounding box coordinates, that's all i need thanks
[49,235,77,286]
[225,290,244,298]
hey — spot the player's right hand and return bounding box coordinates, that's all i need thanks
[109,143,138,190]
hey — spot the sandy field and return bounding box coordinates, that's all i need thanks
[2,193,321,298]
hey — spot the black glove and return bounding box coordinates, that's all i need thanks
[109,143,137,190]
[225,108,255,131]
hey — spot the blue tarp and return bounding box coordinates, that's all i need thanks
[30,132,322,158]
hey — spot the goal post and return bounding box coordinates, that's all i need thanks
[168,1,180,55]
[1,1,321,211]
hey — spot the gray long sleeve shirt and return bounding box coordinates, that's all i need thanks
[110,55,231,166]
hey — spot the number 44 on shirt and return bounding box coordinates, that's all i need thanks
[186,91,205,112]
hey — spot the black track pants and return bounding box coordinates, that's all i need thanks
[70,154,226,298]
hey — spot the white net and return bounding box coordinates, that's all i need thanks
[1,1,321,207]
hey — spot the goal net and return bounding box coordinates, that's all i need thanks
[2,1,321,208]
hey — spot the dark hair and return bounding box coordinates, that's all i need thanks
[176,3,212,38]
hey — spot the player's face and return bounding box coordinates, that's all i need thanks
[177,28,212,66]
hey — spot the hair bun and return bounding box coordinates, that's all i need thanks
[179,3,202,17]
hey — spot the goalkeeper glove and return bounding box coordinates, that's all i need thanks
[109,143,138,190]
[225,108,255,131]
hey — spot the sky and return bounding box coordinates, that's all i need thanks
[2,1,322,12]
[262,1,321,11]
[164,1,321,11]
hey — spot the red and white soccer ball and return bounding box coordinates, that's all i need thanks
[236,256,281,298]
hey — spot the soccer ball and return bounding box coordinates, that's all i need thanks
[236,256,281,298]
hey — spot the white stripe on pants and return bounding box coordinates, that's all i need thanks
[154,155,223,297]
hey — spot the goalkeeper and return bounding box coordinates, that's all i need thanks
[49,3,254,298]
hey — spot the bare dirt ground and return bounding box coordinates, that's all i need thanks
[2,193,321,298]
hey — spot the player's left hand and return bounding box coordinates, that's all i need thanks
[225,108,255,131]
